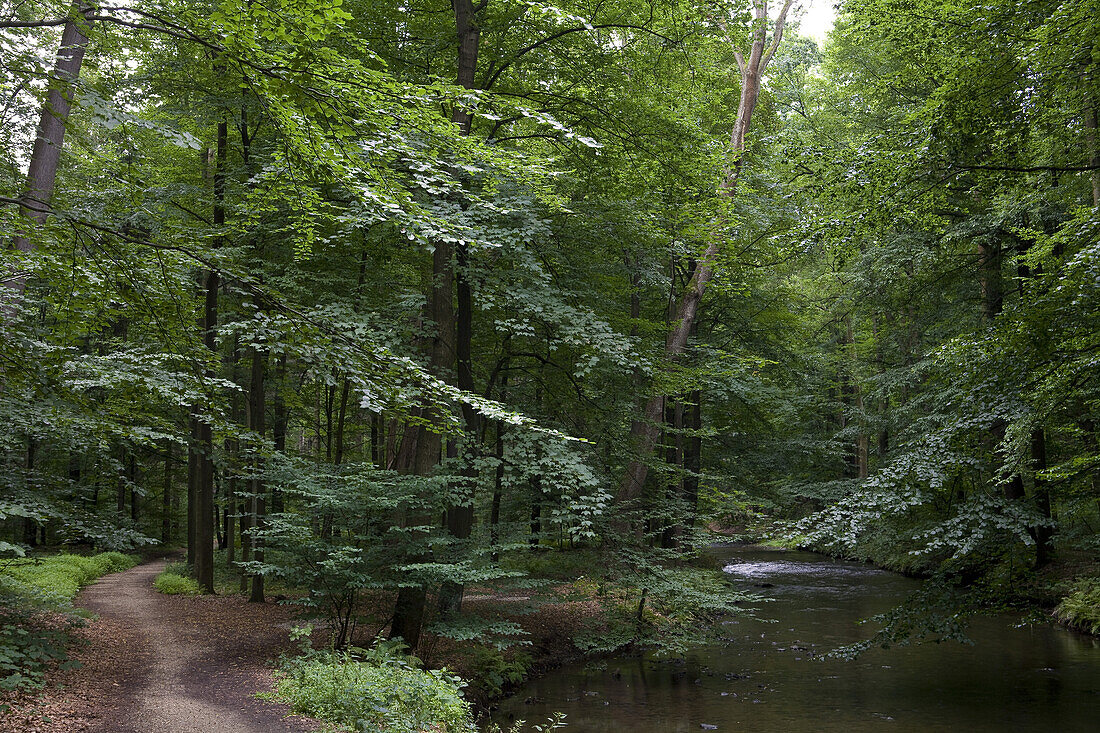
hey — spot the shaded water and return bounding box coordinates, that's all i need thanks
[492,547,1100,732]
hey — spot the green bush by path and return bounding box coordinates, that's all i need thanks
[0,552,139,689]
[0,551,138,608]
[270,634,475,732]
[153,569,202,595]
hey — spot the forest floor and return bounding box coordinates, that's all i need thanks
[0,558,320,733]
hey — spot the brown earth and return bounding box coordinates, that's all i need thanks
[0,559,320,733]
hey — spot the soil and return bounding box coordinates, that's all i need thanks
[0,559,320,733]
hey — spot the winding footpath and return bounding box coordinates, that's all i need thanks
[5,559,319,733]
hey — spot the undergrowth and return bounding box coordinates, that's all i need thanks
[153,565,202,595]
[0,551,138,689]
[0,552,137,609]
[268,630,476,732]
[1054,578,1100,634]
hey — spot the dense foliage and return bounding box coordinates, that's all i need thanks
[2,0,1099,698]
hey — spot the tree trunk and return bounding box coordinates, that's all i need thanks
[187,417,199,565]
[1083,83,1100,207]
[617,0,794,506]
[489,365,509,562]
[248,345,267,603]
[683,390,702,526]
[127,453,139,522]
[22,441,38,546]
[238,501,252,593]
[116,447,127,517]
[389,231,454,649]
[438,240,478,617]
[5,2,93,307]
[1030,428,1054,567]
[161,442,173,544]
[271,351,288,514]
[225,335,241,565]
[434,0,483,620]
[660,397,684,549]
[194,112,227,594]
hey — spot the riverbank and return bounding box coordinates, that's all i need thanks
[728,516,1100,641]
[492,544,1100,732]
[9,540,1098,731]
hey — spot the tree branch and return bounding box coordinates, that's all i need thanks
[483,23,678,91]
[0,17,68,28]
[760,0,796,74]
[949,163,1100,173]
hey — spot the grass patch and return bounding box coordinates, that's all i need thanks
[153,568,202,596]
[0,552,139,690]
[269,633,475,732]
[0,552,137,608]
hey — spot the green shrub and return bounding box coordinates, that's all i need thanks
[1055,578,1100,634]
[0,552,139,607]
[0,552,138,689]
[0,612,78,691]
[467,646,532,698]
[153,571,202,596]
[271,636,475,732]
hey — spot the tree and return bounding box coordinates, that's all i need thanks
[617,0,795,511]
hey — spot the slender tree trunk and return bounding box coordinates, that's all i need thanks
[438,240,478,616]
[225,335,241,565]
[433,0,483,619]
[22,441,38,546]
[215,503,224,549]
[872,313,889,459]
[617,0,794,506]
[1082,80,1100,207]
[187,418,198,564]
[271,352,288,514]
[489,365,510,562]
[1030,428,1054,568]
[194,112,227,594]
[529,495,542,548]
[389,235,454,649]
[127,453,139,522]
[239,500,252,593]
[844,315,869,479]
[248,345,266,603]
[116,447,127,516]
[5,2,93,309]
[371,413,384,467]
[660,398,684,549]
[170,447,181,541]
[683,390,702,525]
[977,239,1003,322]
[162,441,172,543]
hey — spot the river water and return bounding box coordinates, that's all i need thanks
[491,547,1100,732]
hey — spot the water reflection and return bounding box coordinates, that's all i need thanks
[491,547,1100,732]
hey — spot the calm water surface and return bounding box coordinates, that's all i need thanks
[491,547,1100,732]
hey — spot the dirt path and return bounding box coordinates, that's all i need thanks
[1,560,319,733]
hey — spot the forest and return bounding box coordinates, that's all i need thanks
[2,0,1099,730]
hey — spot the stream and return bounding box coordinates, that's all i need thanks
[491,547,1100,732]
